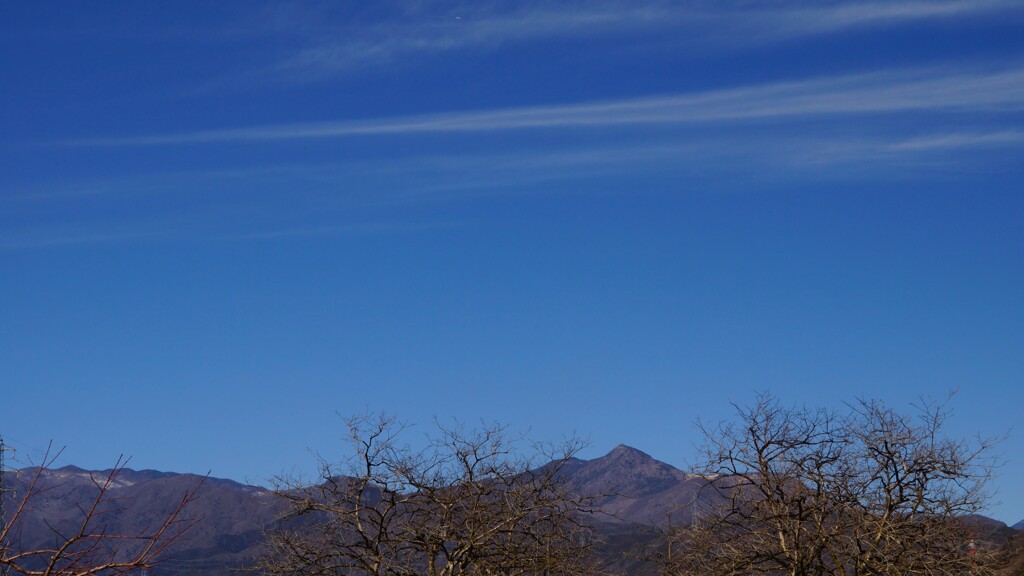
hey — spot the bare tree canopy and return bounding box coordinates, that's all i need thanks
[1,445,203,576]
[260,414,600,576]
[657,394,1001,576]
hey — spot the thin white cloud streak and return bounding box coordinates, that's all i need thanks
[13,144,698,207]
[734,0,1019,44]
[278,4,672,77]
[887,130,1024,151]
[807,0,1011,25]
[13,127,1021,249]
[266,1,1020,78]
[68,66,1024,147]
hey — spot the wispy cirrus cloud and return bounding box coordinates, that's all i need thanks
[14,125,1024,248]
[274,3,674,78]
[67,65,1024,147]
[260,0,1021,79]
[887,130,1024,151]
[728,0,1020,44]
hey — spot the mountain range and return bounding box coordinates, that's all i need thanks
[2,445,1018,575]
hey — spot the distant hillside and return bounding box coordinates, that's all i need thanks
[2,466,280,575]
[562,444,712,526]
[3,447,1016,576]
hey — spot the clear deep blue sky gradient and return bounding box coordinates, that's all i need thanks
[2,2,1024,522]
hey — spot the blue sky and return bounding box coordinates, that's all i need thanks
[2,1,1024,522]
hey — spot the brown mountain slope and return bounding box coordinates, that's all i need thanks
[4,448,1017,576]
[2,466,280,575]
[565,444,710,526]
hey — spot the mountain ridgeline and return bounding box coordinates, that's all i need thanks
[2,446,1017,576]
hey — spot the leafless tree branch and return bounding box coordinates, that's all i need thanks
[1,444,204,576]
[260,414,602,576]
[653,393,1003,576]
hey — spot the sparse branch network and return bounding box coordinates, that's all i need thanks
[652,394,1003,576]
[0,442,204,576]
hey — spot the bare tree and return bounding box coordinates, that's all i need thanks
[260,414,600,576]
[1,445,203,576]
[656,394,1001,576]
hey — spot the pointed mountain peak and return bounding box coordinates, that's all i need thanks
[606,444,655,460]
[54,464,88,473]
[565,444,692,501]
